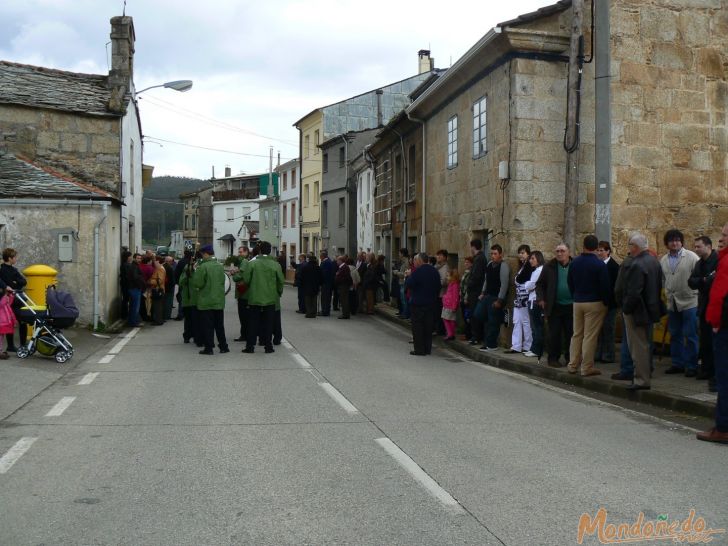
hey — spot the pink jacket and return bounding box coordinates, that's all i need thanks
[442,281,460,311]
[0,293,17,335]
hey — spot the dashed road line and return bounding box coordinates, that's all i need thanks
[0,437,38,474]
[46,396,76,417]
[318,383,359,415]
[98,354,115,364]
[375,437,465,515]
[78,372,99,386]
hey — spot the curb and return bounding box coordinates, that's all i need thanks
[374,306,716,420]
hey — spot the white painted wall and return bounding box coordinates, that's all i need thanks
[278,160,300,268]
[212,197,262,258]
[120,101,143,253]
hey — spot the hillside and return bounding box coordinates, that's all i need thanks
[142,176,206,245]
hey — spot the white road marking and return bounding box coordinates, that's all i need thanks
[319,383,359,415]
[46,396,76,417]
[375,437,465,515]
[0,437,38,474]
[108,327,140,354]
[98,354,115,364]
[291,353,312,369]
[78,372,99,385]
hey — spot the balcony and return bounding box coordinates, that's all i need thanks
[213,189,259,202]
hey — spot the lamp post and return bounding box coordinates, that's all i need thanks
[135,79,193,96]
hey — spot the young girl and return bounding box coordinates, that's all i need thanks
[0,289,18,359]
[441,269,460,341]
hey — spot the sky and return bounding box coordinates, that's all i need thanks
[0,0,552,179]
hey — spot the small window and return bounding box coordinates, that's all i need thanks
[283,172,288,191]
[447,115,458,168]
[339,147,345,167]
[314,181,319,205]
[185,215,190,230]
[407,144,416,201]
[322,200,328,228]
[226,207,234,221]
[192,214,196,230]
[305,135,310,158]
[314,130,320,154]
[291,203,296,227]
[264,210,270,228]
[291,168,297,188]
[282,204,287,228]
[323,153,329,173]
[304,185,309,207]
[473,96,487,158]
[338,197,345,226]
[129,141,135,196]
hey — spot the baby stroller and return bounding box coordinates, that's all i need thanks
[14,286,78,363]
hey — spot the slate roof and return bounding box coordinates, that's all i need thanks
[0,151,116,200]
[0,61,119,117]
[498,0,571,27]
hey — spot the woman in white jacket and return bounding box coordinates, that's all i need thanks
[525,251,545,359]
[507,245,534,354]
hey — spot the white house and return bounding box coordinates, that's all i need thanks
[277,158,299,268]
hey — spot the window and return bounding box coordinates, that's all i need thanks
[447,115,458,168]
[192,214,196,230]
[314,181,319,205]
[339,146,345,167]
[264,210,269,228]
[322,200,328,228]
[243,206,251,220]
[291,203,296,227]
[338,197,345,226]
[185,215,190,230]
[129,141,135,196]
[358,175,363,204]
[393,154,402,204]
[304,184,310,207]
[305,135,310,158]
[283,204,287,227]
[473,96,487,157]
[226,207,234,221]
[323,153,329,173]
[366,172,371,202]
[290,244,296,261]
[407,145,416,201]
[314,130,320,154]
[283,172,288,191]
[291,168,297,188]
[273,207,278,228]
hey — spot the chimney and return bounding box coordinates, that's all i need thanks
[224,165,231,178]
[376,89,383,127]
[418,49,434,74]
[108,16,135,113]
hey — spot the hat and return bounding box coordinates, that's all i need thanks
[200,244,214,255]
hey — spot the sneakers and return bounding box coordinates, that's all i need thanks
[504,349,520,354]
[479,346,498,352]
[523,351,538,357]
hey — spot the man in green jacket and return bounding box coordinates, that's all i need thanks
[191,245,229,355]
[242,241,284,353]
[231,246,250,342]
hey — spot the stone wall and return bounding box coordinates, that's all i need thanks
[609,0,728,251]
[0,105,121,194]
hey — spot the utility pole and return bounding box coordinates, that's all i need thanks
[563,0,584,251]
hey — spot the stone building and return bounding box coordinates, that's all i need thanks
[0,16,145,327]
[319,129,378,257]
[406,0,727,264]
[180,186,213,248]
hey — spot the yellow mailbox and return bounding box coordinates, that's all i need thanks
[22,264,58,307]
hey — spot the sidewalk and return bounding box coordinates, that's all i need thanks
[375,304,717,420]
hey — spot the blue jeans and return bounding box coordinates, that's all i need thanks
[128,288,141,326]
[529,305,545,358]
[668,307,698,370]
[483,295,504,349]
[399,285,410,319]
[712,328,728,432]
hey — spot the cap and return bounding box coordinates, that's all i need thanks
[200,244,214,255]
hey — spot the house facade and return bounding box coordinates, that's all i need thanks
[349,152,374,255]
[180,186,213,249]
[277,158,299,269]
[0,16,144,327]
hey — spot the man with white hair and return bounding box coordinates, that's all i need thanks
[697,222,728,444]
[621,233,663,391]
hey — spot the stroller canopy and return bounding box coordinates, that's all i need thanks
[46,287,79,319]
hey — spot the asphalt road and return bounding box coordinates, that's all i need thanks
[1,288,726,545]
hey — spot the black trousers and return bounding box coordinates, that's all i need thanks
[273,309,282,344]
[297,286,305,313]
[183,305,201,344]
[120,286,130,320]
[338,286,350,318]
[410,303,434,355]
[237,298,249,338]
[547,303,573,363]
[199,309,228,351]
[175,290,184,319]
[247,305,275,350]
[699,313,714,378]
[151,297,165,325]
[349,289,359,315]
[320,285,332,315]
[305,294,318,317]
[332,287,340,310]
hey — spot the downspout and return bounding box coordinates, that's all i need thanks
[407,113,426,252]
[94,203,109,331]
[594,0,611,242]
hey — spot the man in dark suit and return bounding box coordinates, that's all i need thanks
[405,253,442,356]
[466,240,486,344]
[595,241,620,363]
[319,250,335,316]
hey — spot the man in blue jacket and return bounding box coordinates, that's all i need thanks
[566,235,610,376]
[319,250,336,316]
[405,252,442,356]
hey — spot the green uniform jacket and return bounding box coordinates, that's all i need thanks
[178,268,198,307]
[191,257,226,310]
[232,260,249,300]
[243,255,284,307]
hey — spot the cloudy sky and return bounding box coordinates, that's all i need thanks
[1,0,550,179]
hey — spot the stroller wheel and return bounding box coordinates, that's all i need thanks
[16,346,30,359]
[55,351,70,364]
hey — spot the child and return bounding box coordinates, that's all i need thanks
[0,290,17,359]
[441,269,460,341]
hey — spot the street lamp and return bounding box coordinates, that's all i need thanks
[135,80,193,96]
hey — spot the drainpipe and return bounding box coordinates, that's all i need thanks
[407,113,426,252]
[391,127,408,273]
[94,203,109,331]
[594,0,611,242]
